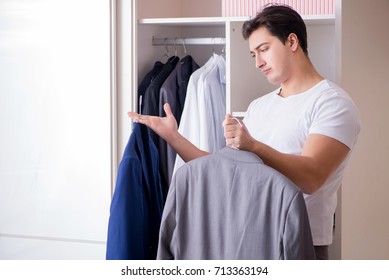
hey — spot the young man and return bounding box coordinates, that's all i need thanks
[128,5,360,260]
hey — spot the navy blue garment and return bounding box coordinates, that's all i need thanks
[106,123,164,260]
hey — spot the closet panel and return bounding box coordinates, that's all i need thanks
[306,23,336,82]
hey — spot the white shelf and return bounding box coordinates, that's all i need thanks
[231,111,246,118]
[303,14,335,25]
[139,14,334,26]
[139,17,227,26]
[152,37,226,45]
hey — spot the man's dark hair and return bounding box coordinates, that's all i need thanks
[242,4,308,56]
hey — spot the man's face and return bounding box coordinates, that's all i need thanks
[248,26,292,85]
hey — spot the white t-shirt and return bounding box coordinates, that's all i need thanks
[243,79,361,245]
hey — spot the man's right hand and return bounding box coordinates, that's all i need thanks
[127,103,178,143]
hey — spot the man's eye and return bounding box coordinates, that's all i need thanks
[260,48,268,52]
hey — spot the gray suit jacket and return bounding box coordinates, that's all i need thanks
[157,147,315,260]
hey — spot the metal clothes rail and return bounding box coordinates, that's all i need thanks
[152,37,226,46]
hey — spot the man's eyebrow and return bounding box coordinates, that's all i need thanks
[250,42,269,53]
[255,42,268,49]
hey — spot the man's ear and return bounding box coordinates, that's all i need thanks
[288,33,299,51]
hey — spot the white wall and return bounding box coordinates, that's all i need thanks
[182,0,222,17]
[137,0,182,18]
[0,0,112,259]
[137,0,221,18]
[339,0,389,259]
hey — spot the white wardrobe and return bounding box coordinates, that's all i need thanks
[132,0,389,260]
[134,1,335,117]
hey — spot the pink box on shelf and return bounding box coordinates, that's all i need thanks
[223,0,260,17]
[222,0,335,17]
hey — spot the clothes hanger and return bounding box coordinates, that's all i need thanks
[182,38,187,55]
[160,38,170,62]
[220,37,226,57]
[174,38,178,57]
[211,37,225,57]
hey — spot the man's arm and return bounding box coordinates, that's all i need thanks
[223,115,350,194]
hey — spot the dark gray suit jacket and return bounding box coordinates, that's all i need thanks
[158,55,199,198]
[157,147,315,260]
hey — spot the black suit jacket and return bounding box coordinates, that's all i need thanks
[137,61,164,114]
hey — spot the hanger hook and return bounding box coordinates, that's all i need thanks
[212,37,216,54]
[163,38,169,57]
[182,38,187,54]
[174,38,178,57]
[221,37,225,54]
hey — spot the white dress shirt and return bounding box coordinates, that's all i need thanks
[173,53,226,173]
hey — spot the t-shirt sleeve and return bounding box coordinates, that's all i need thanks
[309,94,361,149]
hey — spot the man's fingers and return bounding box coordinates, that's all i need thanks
[127,111,151,126]
[163,103,173,117]
[127,112,139,119]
